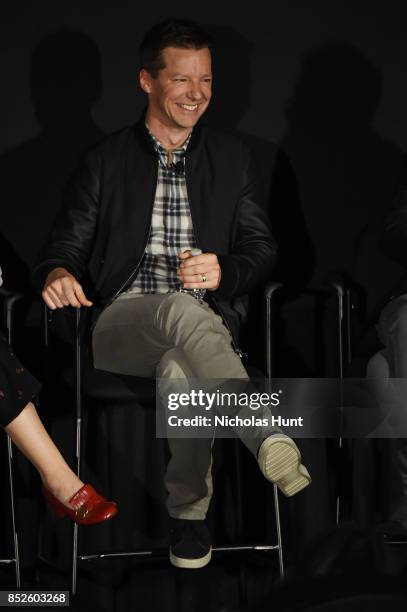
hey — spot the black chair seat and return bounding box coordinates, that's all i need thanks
[63,367,156,404]
[84,369,156,403]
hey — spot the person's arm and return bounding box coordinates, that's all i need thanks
[380,155,407,268]
[215,145,277,299]
[42,267,93,310]
[178,147,277,296]
[32,149,101,308]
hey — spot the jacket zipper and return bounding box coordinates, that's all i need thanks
[184,161,246,359]
[90,164,158,332]
[90,248,146,334]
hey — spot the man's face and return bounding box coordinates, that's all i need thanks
[140,46,212,129]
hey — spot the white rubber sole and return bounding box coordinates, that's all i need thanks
[169,546,212,569]
[258,435,311,496]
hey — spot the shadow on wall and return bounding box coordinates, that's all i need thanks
[204,25,315,375]
[281,43,403,320]
[204,25,315,291]
[0,29,105,291]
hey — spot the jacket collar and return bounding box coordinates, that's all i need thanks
[134,108,203,156]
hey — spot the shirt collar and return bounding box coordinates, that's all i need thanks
[145,124,192,157]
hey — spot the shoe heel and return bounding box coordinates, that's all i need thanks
[278,465,312,497]
[259,438,312,497]
[42,486,69,518]
[51,504,68,518]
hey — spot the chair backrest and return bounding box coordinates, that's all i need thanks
[0,288,24,345]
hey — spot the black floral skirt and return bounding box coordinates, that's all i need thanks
[0,333,41,428]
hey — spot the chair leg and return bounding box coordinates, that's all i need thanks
[72,523,79,596]
[233,439,244,540]
[71,414,82,596]
[7,435,21,588]
[265,282,286,580]
[72,307,83,597]
[273,484,284,579]
[233,439,248,606]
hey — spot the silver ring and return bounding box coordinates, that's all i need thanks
[201,274,207,283]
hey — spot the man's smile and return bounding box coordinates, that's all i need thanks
[176,103,200,112]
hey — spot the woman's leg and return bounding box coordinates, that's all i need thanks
[5,401,83,508]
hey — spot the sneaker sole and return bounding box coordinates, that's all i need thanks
[258,436,311,496]
[169,546,212,569]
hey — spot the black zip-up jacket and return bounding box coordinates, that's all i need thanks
[33,113,277,350]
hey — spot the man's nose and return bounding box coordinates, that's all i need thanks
[188,83,204,100]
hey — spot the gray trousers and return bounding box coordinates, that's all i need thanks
[92,292,278,519]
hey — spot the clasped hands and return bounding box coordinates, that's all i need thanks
[42,251,221,310]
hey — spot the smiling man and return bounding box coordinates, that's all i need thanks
[142,45,212,131]
[34,19,311,569]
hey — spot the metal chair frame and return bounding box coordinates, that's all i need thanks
[0,288,23,588]
[330,280,353,525]
[334,277,407,545]
[266,279,350,527]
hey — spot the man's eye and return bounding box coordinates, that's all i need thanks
[174,78,186,82]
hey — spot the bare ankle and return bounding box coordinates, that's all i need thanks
[41,472,84,507]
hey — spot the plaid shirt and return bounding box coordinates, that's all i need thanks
[121,128,202,297]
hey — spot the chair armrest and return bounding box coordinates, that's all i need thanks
[43,304,89,346]
[323,271,356,376]
[0,288,25,344]
[43,304,92,419]
[264,281,283,303]
[264,282,284,380]
[323,270,349,294]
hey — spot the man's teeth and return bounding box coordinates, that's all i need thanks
[180,104,198,110]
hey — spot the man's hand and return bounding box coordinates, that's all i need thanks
[178,251,221,291]
[42,267,93,310]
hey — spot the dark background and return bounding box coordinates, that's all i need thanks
[2,0,407,608]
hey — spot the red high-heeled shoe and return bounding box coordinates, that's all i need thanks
[42,484,118,526]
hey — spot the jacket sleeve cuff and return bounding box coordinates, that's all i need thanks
[215,255,239,299]
[31,260,81,293]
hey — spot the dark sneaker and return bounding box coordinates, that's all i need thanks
[169,518,212,569]
[257,434,311,496]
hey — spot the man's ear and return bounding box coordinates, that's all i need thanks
[139,69,152,94]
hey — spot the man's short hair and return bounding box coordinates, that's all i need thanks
[139,19,213,78]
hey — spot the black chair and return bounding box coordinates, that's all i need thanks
[333,273,407,546]
[42,282,288,598]
[266,277,350,525]
[327,274,383,527]
[328,276,353,525]
[0,288,24,588]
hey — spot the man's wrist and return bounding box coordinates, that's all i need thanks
[46,267,72,283]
